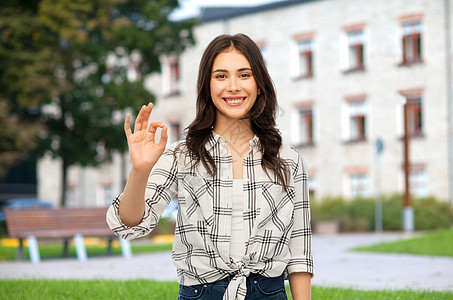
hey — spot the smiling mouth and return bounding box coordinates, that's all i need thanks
[223,97,246,105]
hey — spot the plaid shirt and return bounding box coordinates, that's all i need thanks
[106,132,314,300]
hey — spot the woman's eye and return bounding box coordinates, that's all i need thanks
[240,73,250,78]
[216,74,226,79]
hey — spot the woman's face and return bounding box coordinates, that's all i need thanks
[210,48,258,125]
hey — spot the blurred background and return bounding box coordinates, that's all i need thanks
[1,0,452,234]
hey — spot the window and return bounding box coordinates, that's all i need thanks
[298,108,314,145]
[342,95,367,142]
[169,60,180,94]
[399,89,424,137]
[292,33,314,79]
[345,166,369,198]
[350,102,366,141]
[169,121,182,143]
[162,54,181,96]
[308,172,317,199]
[406,96,423,136]
[292,102,314,146]
[409,165,427,197]
[347,30,364,71]
[350,173,369,198]
[399,14,423,65]
[297,39,313,78]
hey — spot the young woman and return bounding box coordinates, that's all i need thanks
[107,33,314,300]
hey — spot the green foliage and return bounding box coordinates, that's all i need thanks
[354,229,453,257]
[0,241,173,261]
[310,286,453,300]
[413,196,453,230]
[0,280,181,300]
[311,194,453,232]
[0,0,196,204]
[0,101,42,178]
[0,280,451,300]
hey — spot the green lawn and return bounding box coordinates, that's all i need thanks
[0,280,451,300]
[353,229,453,257]
[0,242,173,261]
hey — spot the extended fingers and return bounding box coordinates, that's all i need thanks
[124,113,132,138]
[134,103,153,132]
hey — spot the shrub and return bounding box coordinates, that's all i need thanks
[311,194,453,232]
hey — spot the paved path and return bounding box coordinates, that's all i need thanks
[312,233,453,291]
[1,233,452,292]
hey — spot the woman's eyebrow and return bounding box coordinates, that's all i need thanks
[212,67,252,74]
[212,69,228,74]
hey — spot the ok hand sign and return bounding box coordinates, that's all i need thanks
[124,103,168,174]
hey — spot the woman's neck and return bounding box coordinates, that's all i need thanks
[213,118,255,147]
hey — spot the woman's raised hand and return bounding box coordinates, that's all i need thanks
[124,103,168,174]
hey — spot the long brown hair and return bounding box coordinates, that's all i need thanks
[182,33,289,188]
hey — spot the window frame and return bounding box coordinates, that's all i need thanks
[343,95,368,143]
[292,101,315,147]
[345,26,365,72]
[292,32,315,79]
[162,54,182,97]
[399,88,424,138]
[345,166,369,199]
[409,164,427,198]
[398,14,423,66]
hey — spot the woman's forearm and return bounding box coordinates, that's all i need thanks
[118,168,150,227]
[288,272,311,300]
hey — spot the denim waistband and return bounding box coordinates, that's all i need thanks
[207,273,283,288]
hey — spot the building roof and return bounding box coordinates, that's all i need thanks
[200,0,317,22]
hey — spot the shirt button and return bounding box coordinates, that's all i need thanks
[194,289,198,293]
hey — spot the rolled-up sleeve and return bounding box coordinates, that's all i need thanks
[106,144,179,240]
[286,151,314,276]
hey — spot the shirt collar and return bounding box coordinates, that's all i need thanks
[206,131,261,152]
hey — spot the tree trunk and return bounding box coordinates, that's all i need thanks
[60,159,68,207]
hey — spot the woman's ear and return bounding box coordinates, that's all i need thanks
[257,88,261,95]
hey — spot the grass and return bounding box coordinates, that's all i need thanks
[353,229,453,257]
[0,280,451,299]
[2,230,452,299]
[0,241,173,261]
[3,229,451,261]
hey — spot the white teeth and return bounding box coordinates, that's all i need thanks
[225,98,245,104]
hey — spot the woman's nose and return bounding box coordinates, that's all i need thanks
[227,78,240,92]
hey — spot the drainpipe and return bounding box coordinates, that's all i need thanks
[445,0,453,205]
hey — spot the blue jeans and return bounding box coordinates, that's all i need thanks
[178,273,288,300]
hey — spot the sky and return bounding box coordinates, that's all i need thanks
[171,0,284,20]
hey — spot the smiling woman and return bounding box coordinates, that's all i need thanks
[106,33,314,300]
[210,49,258,129]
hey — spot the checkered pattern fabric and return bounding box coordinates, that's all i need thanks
[106,132,314,300]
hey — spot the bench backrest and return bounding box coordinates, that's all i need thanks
[5,207,114,238]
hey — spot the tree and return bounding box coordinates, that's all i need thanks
[0,0,196,205]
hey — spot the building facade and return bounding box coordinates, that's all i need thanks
[147,0,453,201]
[38,0,453,206]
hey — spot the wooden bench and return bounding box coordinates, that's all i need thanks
[4,207,131,263]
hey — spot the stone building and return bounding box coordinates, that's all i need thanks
[37,0,453,206]
[147,0,453,201]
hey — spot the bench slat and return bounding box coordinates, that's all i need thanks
[5,207,114,239]
[4,207,132,263]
